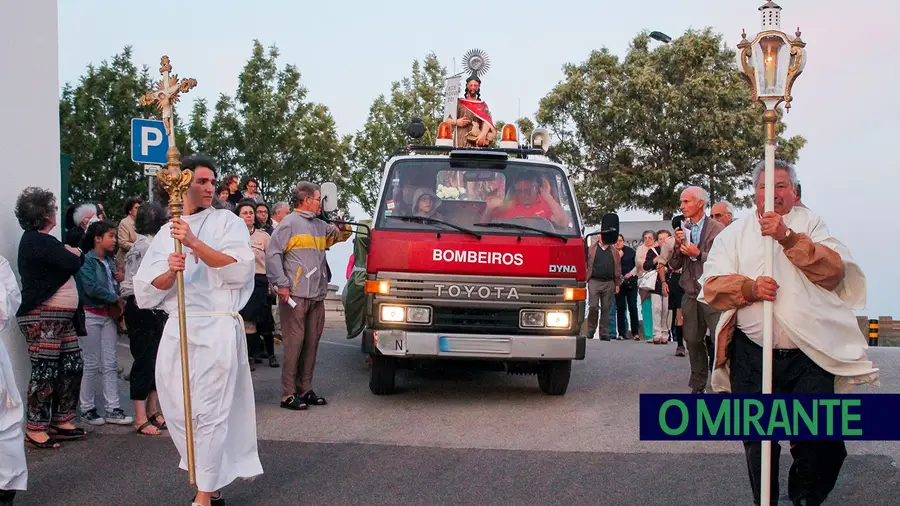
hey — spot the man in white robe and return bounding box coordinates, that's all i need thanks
[0,255,26,505]
[698,159,878,505]
[134,156,262,506]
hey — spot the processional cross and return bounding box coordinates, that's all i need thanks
[138,55,199,485]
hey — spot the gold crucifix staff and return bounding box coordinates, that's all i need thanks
[139,55,199,485]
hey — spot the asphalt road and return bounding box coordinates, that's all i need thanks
[17,325,900,505]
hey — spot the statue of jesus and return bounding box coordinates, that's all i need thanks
[452,75,496,147]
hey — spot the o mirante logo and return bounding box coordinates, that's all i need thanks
[639,394,900,441]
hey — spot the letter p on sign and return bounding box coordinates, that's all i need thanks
[131,118,169,165]
[141,127,162,156]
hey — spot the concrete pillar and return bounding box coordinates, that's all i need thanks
[0,0,61,399]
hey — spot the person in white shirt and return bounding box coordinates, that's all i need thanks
[0,256,26,505]
[699,159,878,505]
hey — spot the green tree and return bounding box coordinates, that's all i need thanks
[348,54,447,215]
[59,46,190,220]
[537,29,806,223]
[188,41,350,212]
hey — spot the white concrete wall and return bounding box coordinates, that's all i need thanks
[0,0,61,398]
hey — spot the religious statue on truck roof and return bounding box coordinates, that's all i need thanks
[452,49,496,148]
[453,75,496,147]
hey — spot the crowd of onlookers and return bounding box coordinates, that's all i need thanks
[584,190,745,365]
[5,175,300,451]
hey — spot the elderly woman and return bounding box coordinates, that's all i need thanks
[236,200,279,368]
[65,202,97,249]
[121,202,169,435]
[14,187,86,449]
[643,230,671,344]
[635,230,656,342]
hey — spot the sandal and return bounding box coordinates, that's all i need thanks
[149,412,168,430]
[301,390,327,406]
[280,394,308,411]
[135,420,162,436]
[49,425,87,440]
[25,433,61,449]
[190,492,225,506]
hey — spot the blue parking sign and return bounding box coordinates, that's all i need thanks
[131,118,169,164]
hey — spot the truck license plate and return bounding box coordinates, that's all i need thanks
[438,336,511,355]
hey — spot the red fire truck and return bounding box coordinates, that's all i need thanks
[357,121,589,396]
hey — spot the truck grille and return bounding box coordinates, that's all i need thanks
[431,307,520,333]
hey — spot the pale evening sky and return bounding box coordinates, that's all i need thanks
[57,0,899,317]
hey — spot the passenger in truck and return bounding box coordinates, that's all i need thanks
[480,171,570,229]
[412,188,443,220]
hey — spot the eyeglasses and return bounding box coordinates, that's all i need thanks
[711,213,723,219]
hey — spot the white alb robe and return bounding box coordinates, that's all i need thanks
[134,208,263,491]
[698,206,879,394]
[0,256,26,491]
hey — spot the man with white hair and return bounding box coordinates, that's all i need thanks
[66,203,98,249]
[271,202,290,228]
[669,186,725,393]
[699,159,878,505]
[710,201,734,227]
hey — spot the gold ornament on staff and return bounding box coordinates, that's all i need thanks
[139,55,199,485]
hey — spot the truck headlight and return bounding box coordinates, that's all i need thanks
[380,305,405,322]
[520,310,545,328]
[546,311,571,328]
[520,310,571,329]
[379,305,432,324]
[405,306,432,324]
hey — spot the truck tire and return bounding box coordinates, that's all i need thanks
[369,354,397,395]
[538,360,571,395]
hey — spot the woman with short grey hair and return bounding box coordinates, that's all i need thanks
[14,187,86,449]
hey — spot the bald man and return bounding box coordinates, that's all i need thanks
[710,201,734,227]
[669,186,725,393]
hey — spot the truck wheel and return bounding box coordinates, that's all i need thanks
[538,360,571,395]
[369,354,397,395]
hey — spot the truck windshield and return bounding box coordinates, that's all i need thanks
[375,158,581,237]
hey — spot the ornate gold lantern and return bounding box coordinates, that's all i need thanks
[737,1,807,112]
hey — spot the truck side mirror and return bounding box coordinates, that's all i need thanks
[321,182,338,213]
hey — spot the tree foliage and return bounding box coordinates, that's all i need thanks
[348,54,447,215]
[188,41,351,213]
[59,46,189,220]
[537,29,806,223]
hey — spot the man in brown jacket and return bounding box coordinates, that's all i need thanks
[669,186,724,393]
[583,229,622,341]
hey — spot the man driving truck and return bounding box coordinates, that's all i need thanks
[480,170,570,229]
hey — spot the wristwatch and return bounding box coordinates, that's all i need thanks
[782,228,793,241]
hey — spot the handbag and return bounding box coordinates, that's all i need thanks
[638,247,660,291]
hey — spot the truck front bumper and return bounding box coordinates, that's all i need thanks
[367,329,585,361]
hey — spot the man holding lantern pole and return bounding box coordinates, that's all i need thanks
[698,160,878,505]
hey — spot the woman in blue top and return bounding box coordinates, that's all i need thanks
[75,221,132,426]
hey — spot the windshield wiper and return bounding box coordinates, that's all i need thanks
[473,222,568,243]
[393,215,482,239]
